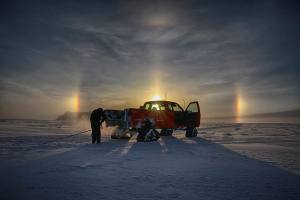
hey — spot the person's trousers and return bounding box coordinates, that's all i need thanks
[91,126,101,143]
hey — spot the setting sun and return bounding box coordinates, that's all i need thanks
[151,95,162,101]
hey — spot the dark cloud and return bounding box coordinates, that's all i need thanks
[0,0,299,119]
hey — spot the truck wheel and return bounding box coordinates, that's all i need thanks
[160,129,173,136]
[185,127,198,137]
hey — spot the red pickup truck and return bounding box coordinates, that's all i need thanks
[105,100,201,138]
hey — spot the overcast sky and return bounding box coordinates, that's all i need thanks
[0,0,299,119]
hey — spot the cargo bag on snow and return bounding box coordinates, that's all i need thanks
[137,118,160,142]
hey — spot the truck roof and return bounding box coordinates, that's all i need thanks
[143,100,177,104]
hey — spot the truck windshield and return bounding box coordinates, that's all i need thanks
[151,104,160,110]
[143,102,167,111]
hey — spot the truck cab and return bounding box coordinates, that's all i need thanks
[105,100,201,138]
[132,100,200,129]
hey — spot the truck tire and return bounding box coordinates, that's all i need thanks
[185,127,198,137]
[160,129,173,136]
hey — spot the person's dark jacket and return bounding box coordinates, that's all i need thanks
[90,108,106,128]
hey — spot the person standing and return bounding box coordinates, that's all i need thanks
[90,108,106,144]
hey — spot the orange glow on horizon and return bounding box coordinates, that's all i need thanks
[72,95,79,113]
[235,87,246,122]
[236,96,242,116]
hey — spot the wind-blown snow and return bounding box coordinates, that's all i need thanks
[0,120,299,200]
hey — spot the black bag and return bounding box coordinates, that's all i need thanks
[137,119,160,142]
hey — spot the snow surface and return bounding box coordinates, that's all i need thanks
[0,119,300,200]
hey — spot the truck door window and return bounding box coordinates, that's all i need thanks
[186,103,198,113]
[171,103,183,112]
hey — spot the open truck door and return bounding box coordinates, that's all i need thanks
[185,101,201,137]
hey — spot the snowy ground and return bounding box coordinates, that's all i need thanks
[0,119,300,200]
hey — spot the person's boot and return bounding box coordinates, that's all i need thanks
[96,140,101,144]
